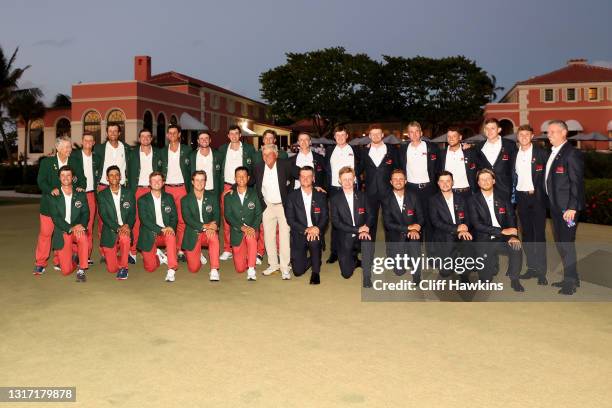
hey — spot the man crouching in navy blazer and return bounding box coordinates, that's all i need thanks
[382,169,424,284]
[468,169,524,292]
[284,166,329,284]
[330,166,374,287]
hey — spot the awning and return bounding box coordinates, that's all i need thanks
[179,113,208,131]
[541,119,583,132]
[383,134,401,144]
[607,120,612,131]
[430,134,448,143]
[241,123,257,136]
[569,132,609,141]
[540,120,550,132]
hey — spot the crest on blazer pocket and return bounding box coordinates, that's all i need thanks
[122,201,131,209]
[205,205,213,213]
[246,158,252,164]
[386,158,393,165]
[358,207,365,214]
[555,165,565,174]
[313,207,321,214]
[75,200,82,208]
[164,205,172,213]
[158,159,163,167]
[215,163,221,170]
[185,158,190,165]
[498,207,506,214]
[469,162,476,169]
[458,211,465,218]
[535,164,544,171]
[430,153,437,160]
[502,153,509,161]
[406,209,414,216]
[247,201,255,210]
[72,176,78,183]
[316,165,322,171]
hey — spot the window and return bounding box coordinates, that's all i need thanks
[56,118,71,138]
[106,109,126,141]
[212,113,220,131]
[29,119,44,153]
[566,88,576,101]
[242,103,248,116]
[156,113,166,148]
[83,110,101,144]
[211,94,220,109]
[143,111,153,132]
[588,87,598,101]
[544,88,554,102]
[226,97,235,113]
[170,115,178,125]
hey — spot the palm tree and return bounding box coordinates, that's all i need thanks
[489,74,505,102]
[8,88,45,182]
[0,46,31,161]
[51,93,71,108]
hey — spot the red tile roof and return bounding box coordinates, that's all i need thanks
[517,62,612,85]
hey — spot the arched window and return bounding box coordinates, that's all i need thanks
[56,118,71,138]
[107,109,126,141]
[499,119,515,136]
[156,113,166,148]
[83,110,101,144]
[143,111,153,133]
[29,119,44,153]
[170,114,178,125]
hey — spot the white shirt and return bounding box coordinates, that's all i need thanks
[262,163,282,204]
[330,145,355,187]
[515,145,535,192]
[368,143,387,167]
[57,154,68,168]
[196,149,215,191]
[444,147,470,189]
[444,194,456,224]
[483,192,501,228]
[545,141,567,195]
[301,189,313,227]
[152,193,165,228]
[111,188,124,225]
[294,151,314,189]
[224,143,243,184]
[165,146,184,184]
[64,192,72,224]
[344,191,355,227]
[138,147,154,187]
[100,142,127,185]
[82,151,94,191]
[406,142,430,183]
[197,197,204,223]
[393,192,404,212]
[238,190,246,205]
[482,138,502,167]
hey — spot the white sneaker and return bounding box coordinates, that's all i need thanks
[219,251,233,261]
[200,254,208,265]
[247,267,257,281]
[53,264,61,271]
[165,268,176,282]
[209,269,219,281]
[281,270,291,280]
[262,266,280,276]
[156,248,168,265]
[256,255,263,265]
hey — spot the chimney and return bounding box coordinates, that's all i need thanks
[134,56,151,81]
[567,58,588,66]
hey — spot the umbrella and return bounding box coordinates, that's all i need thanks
[430,134,448,143]
[311,137,335,145]
[179,112,208,131]
[534,133,549,141]
[463,134,486,144]
[570,132,610,141]
[349,136,371,146]
[383,134,401,144]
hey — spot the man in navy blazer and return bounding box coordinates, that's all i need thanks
[284,166,328,284]
[544,120,585,295]
[436,127,479,199]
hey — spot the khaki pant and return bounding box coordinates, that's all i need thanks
[262,202,290,272]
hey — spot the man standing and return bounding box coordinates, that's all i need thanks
[97,166,136,279]
[253,144,294,279]
[254,129,288,163]
[127,128,162,263]
[284,166,328,285]
[437,127,479,199]
[218,125,256,261]
[181,171,221,281]
[33,136,76,275]
[468,169,524,292]
[189,130,222,199]
[49,165,89,282]
[545,120,585,295]
[223,167,262,281]
[476,118,517,202]
[290,132,327,190]
[382,169,424,283]
[160,124,192,262]
[330,166,373,286]
[325,126,360,264]
[137,172,179,282]
[513,124,549,286]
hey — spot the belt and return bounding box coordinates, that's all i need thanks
[516,190,535,195]
[166,183,185,187]
[453,187,471,193]
[408,182,431,189]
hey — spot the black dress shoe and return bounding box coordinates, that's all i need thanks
[309,273,320,285]
[326,254,338,264]
[553,279,580,288]
[537,276,548,286]
[558,282,576,295]
[510,279,525,292]
[519,269,538,280]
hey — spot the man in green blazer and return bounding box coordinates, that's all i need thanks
[137,171,179,282]
[223,166,262,280]
[181,170,220,280]
[189,130,222,199]
[127,128,162,262]
[217,125,257,259]
[49,165,90,282]
[97,165,136,279]
[33,136,78,275]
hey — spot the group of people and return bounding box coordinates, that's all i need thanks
[32,118,584,295]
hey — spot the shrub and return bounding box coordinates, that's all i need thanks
[583,178,612,225]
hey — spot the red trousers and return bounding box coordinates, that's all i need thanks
[141,234,178,272]
[85,191,96,258]
[130,186,151,254]
[185,232,220,272]
[165,185,187,252]
[232,235,257,273]
[220,183,233,252]
[57,232,89,275]
[34,214,54,267]
[96,184,108,257]
[101,234,131,273]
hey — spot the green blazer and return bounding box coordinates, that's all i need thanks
[217,142,257,181]
[69,149,102,191]
[188,148,223,198]
[160,144,193,192]
[253,148,288,164]
[93,141,130,182]
[97,187,137,248]
[127,145,163,188]
[180,191,220,251]
[49,190,90,250]
[136,192,178,252]
[223,186,262,247]
[37,155,79,216]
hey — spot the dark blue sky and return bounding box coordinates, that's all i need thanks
[2,0,611,104]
